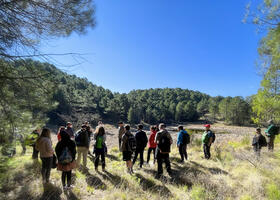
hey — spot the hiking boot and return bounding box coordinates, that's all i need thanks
[67,185,73,190]
[102,166,106,172]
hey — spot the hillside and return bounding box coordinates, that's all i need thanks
[1,125,280,200]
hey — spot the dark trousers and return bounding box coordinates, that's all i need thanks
[41,157,53,183]
[95,150,105,169]
[62,171,72,187]
[32,145,39,159]
[133,148,144,167]
[178,144,187,161]
[119,138,122,150]
[147,147,156,164]
[268,135,275,151]
[203,144,211,159]
[157,152,171,175]
[253,147,261,158]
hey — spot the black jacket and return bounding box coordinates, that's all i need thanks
[135,130,148,150]
[76,130,90,148]
[252,134,267,150]
[55,132,76,160]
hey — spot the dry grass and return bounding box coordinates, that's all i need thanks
[1,125,280,200]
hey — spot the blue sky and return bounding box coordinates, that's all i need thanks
[40,0,263,97]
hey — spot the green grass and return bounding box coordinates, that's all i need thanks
[1,134,280,200]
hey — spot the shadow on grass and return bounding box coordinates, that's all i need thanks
[0,157,41,193]
[39,183,63,200]
[106,154,120,161]
[65,189,79,200]
[80,168,107,190]
[190,161,228,175]
[135,173,172,198]
[98,171,130,189]
[170,156,182,163]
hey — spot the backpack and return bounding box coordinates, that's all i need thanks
[127,134,136,152]
[259,135,267,147]
[182,132,190,145]
[266,125,279,136]
[211,132,216,143]
[58,147,72,165]
[75,131,82,145]
[158,133,171,153]
[273,126,280,135]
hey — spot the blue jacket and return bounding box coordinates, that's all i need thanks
[177,130,188,146]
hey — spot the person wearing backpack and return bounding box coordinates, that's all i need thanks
[147,126,157,165]
[265,120,278,152]
[65,122,74,140]
[118,122,125,151]
[35,128,54,184]
[121,125,136,174]
[57,126,65,141]
[132,124,148,168]
[177,125,190,163]
[75,125,89,168]
[155,123,173,178]
[252,127,267,157]
[55,131,76,190]
[94,126,107,171]
[202,124,215,159]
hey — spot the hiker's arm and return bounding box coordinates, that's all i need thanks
[168,133,173,144]
[155,133,159,144]
[177,133,180,147]
[208,137,213,146]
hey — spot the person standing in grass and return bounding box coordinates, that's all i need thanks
[65,122,74,140]
[36,128,54,184]
[121,125,136,174]
[24,128,40,157]
[177,125,190,163]
[133,124,148,168]
[265,120,279,152]
[94,126,107,171]
[118,122,125,151]
[55,131,76,190]
[252,127,267,157]
[147,126,157,164]
[155,123,173,177]
[202,124,215,159]
[75,125,89,168]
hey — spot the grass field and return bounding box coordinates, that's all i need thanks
[1,127,280,200]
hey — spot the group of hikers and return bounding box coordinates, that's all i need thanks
[252,120,279,156]
[23,119,279,190]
